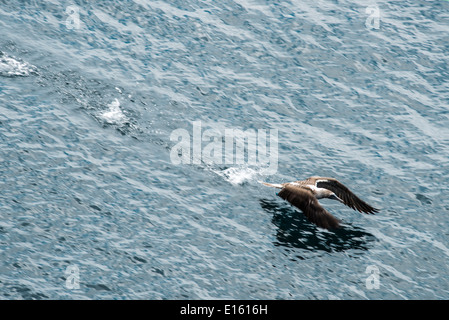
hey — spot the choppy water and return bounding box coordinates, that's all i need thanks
[1,0,449,300]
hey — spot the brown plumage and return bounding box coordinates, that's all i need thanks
[260,176,378,230]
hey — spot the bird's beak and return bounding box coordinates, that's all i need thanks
[329,193,344,203]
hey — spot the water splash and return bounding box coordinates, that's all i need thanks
[0,52,37,77]
[213,166,261,185]
[99,98,127,125]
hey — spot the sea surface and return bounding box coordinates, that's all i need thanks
[1,0,449,299]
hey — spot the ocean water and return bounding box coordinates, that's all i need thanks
[1,0,449,300]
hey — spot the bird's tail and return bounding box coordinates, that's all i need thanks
[258,181,284,189]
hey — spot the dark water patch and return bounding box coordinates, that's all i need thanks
[416,194,432,205]
[8,284,49,300]
[130,256,147,264]
[85,283,111,291]
[260,199,374,253]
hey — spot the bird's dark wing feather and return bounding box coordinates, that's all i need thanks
[278,185,340,230]
[315,178,379,214]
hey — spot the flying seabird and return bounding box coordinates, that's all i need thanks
[260,176,378,229]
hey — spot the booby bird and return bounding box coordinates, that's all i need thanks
[261,177,378,230]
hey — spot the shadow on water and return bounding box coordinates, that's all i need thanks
[259,199,375,253]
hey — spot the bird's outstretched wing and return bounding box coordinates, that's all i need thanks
[314,177,379,214]
[278,185,340,230]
